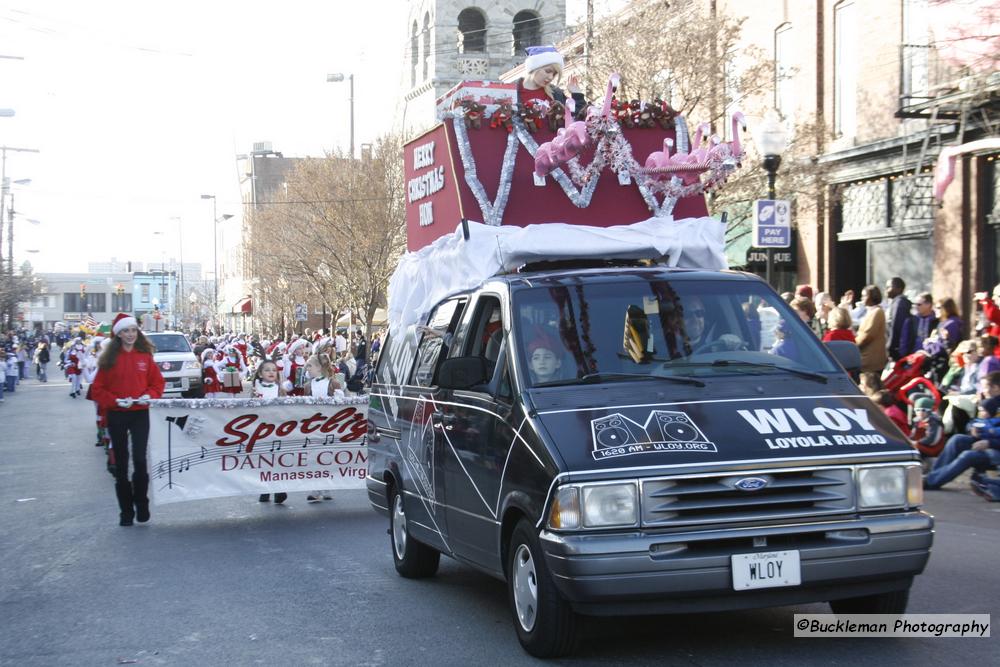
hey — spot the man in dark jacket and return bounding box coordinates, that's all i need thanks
[885,276,912,362]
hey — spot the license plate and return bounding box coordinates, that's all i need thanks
[166,380,181,389]
[731,550,801,590]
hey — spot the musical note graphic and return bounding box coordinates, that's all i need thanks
[323,434,336,446]
[200,447,207,459]
[302,437,311,449]
[237,443,243,454]
[157,462,165,479]
[179,458,190,472]
[269,440,282,452]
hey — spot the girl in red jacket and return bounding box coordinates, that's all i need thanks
[90,314,165,526]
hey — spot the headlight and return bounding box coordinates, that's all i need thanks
[581,483,638,527]
[184,361,202,370]
[858,466,908,509]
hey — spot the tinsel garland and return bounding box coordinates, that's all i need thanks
[146,395,369,410]
[452,109,520,226]
[453,106,742,221]
[511,116,602,208]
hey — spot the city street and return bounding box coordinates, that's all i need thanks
[1,376,998,666]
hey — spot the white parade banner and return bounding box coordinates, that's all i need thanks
[147,396,369,505]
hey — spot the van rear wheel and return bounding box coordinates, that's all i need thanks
[506,519,577,658]
[388,485,439,578]
[830,588,909,614]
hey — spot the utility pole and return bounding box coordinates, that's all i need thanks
[584,0,594,101]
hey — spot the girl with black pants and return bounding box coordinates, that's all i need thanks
[90,314,165,526]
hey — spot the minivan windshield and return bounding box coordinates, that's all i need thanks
[513,277,840,387]
[146,333,192,354]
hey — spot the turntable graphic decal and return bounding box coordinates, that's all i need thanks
[590,410,717,460]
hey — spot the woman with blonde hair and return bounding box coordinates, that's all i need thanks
[822,306,856,343]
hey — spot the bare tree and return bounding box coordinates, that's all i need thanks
[248,134,407,339]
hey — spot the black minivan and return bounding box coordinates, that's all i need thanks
[365,265,931,657]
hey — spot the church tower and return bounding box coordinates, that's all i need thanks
[402,0,568,134]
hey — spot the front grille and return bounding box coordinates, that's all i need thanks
[640,467,855,528]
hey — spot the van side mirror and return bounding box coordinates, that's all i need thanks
[825,340,861,373]
[438,356,488,390]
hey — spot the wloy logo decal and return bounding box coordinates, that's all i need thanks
[590,410,717,461]
[733,476,769,491]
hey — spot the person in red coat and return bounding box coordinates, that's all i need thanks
[975,285,1000,356]
[822,306,856,343]
[90,314,165,526]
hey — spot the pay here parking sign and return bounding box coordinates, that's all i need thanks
[752,199,791,248]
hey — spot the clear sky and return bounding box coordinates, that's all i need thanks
[0,1,599,275]
[0,0,418,274]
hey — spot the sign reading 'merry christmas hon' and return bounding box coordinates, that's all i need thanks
[404,123,464,251]
[147,397,369,505]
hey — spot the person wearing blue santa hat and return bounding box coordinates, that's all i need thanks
[518,45,587,117]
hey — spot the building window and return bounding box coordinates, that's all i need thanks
[411,21,419,87]
[423,12,431,80]
[112,293,133,312]
[774,23,794,120]
[834,1,857,137]
[512,10,541,56]
[63,293,83,312]
[457,8,486,54]
[87,293,107,312]
[141,284,150,302]
[902,0,930,102]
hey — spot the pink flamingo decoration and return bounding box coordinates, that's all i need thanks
[534,74,619,178]
[707,111,746,165]
[644,138,674,171]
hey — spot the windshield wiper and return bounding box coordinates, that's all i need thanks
[704,360,828,383]
[535,372,705,388]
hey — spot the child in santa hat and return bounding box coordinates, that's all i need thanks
[216,345,247,396]
[284,338,311,396]
[250,359,288,504]
[66,337,87,397]
[201,348,222,398]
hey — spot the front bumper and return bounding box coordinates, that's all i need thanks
[540,512,933,615]
[161,373,202,394]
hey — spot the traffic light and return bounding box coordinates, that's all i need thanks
[79,283,87,299]
[115,284,125,296]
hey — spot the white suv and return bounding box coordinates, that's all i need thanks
[146,332,203,398]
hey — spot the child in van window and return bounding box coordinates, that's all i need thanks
[909,394,945,458]
[528,335,564,384]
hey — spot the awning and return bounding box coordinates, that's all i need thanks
[232,297,252,314]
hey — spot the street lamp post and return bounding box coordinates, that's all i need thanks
[326,72,354,158]
[200,194,218,322]
[169,216,185,328]
[753,110,788,289]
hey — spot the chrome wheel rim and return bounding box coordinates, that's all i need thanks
[392,493,407,560]
[513,544,538,632]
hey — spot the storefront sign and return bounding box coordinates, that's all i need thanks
[753,199,791,248]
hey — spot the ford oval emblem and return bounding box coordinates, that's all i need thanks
[734,477,768,491]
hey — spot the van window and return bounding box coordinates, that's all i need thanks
[410,297,467,387]
[513,279,840,387]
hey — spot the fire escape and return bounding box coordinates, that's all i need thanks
[894,41,1000,225]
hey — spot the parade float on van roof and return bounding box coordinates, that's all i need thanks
[392,73,749,333]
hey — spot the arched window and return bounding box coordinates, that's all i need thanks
[512,10,541,56]
[423,13,431,80]
[411,21,419,87]
[457,8,486,53]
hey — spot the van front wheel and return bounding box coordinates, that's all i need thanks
[388,485,439,578]
[506,519,577,658]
